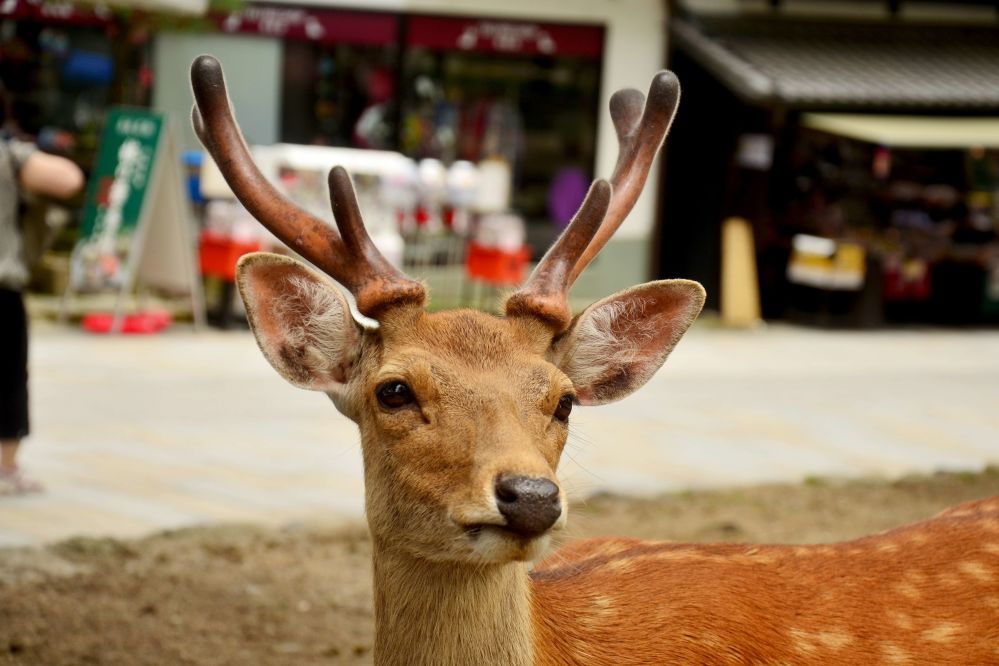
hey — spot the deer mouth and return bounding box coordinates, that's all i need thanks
[461,523,552,563]
[463,523,548,542]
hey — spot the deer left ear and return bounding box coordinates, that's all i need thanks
[236,252,364,394]
[550,280,705,406]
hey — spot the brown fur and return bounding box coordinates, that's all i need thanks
[237,253,997,665]
[532,497,999,665]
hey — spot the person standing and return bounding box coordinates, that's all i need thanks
[1,133,84,494]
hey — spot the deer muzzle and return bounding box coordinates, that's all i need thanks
[494,475,563,537]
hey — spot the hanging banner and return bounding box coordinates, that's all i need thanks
[408,16,604,59]
[213,5,398,47]
[0,0,114,26]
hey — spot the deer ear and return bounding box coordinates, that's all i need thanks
[551,280,705,406]
[236,253,363,393]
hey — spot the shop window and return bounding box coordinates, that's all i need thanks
[281,40,400,150]
[781,128,999,324]
[399,44,602,254]
[1,16,150,169]
[278,13,605,258]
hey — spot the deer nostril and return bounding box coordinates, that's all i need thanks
[494,475,562,537]
[495,480,520,504]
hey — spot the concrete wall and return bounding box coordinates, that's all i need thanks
[152,32,282,152]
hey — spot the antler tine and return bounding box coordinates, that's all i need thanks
[505,180,611,330]
[504,72,678,332]
[567,71,681,284]
[326,166,426,314]
[190,55,425,317]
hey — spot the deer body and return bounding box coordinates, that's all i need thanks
[189,55,999,664]
[532,497,999,665]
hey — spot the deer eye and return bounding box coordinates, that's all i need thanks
[554,394,574,422]
[376,381,415,409]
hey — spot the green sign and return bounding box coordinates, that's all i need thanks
[74,107,164,290]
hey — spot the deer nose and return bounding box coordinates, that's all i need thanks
[494,475,562,537]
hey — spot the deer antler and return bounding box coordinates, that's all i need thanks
[190,55,426,318]
[505,71,680,331]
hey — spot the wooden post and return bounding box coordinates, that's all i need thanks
[721,216,761,328]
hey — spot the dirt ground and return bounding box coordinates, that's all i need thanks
[2,467,998,665]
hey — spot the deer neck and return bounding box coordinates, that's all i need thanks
[371,541,535,666]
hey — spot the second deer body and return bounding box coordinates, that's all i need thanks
[190,55,999,665]
[532,497,999,664]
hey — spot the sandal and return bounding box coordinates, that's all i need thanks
[0,468,44,495]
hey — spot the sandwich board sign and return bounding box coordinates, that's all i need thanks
[65,107,204,331]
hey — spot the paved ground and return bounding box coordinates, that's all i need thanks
[2,319,998,547]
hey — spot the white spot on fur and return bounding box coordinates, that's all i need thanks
[894,582,921,600]
[922,622,961,643]
[882,642,911,664]
[888,611,913,630]
[789,628,853,653]
[579,595,617,625]
[959,561,993,582]
[592,595,613,611]
[936,572,961,587]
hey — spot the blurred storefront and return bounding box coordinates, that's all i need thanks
[0,1,155,170]
[150,0,667,305]
[0,1,170,300]
[2,0,666,307]
[660,0,999,326]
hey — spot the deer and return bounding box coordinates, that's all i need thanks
[190,54,999,665]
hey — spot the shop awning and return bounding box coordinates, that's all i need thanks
[3,0,207,22]
[76,0,209,15]
[802,113,999,149]
[408,15,604,59]
[105,0,208,13]
[672,16,999,110]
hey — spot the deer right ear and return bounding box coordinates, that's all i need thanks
[236,253,363,393]
[550,280,705,406]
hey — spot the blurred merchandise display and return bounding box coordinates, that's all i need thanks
[3,1,620,316]
[0,3,152,169]
[195,142,534,318]
[782,127,999,326]
[198,200,264,327]
[662,4,999,327]
[277,11,603,264]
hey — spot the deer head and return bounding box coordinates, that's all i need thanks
[191,55,704,567]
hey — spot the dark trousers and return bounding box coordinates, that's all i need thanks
[0,287,28,440]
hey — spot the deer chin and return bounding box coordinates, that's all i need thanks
[466,525,553,564]
[449,504,568,564]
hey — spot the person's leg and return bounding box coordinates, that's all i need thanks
[0,438,20,472]
[0,438,42,493]
[0,288,39,493]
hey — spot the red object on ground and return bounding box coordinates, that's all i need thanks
[82,311,172,334]
[199,231,262,282]
[465,242,531,286]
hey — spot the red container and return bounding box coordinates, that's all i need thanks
[82,310,172,334]
[465,243,531,286]
[199,231,262,282]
